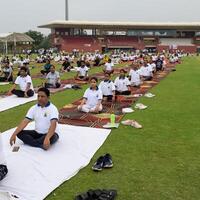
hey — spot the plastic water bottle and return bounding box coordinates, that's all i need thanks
[110,114,115,125]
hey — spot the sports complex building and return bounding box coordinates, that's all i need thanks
[39,20,200,53]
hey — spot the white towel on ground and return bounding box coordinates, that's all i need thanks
[0,123,110,200]
[0,83,10,86]
[0,95,37,112]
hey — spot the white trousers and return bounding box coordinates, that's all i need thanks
[78,104,103,113]
[131,81,141,86]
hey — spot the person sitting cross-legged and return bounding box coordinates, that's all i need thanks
[7,67,34,98]
[44,65,61,89]
[99,72,115,102]
[61,58,72,72]
[9,87,59,150]
[103,58,114,75]
[78,77,103,113]
[41,60,52,75]
[138,61,153,81]
[75,61,89,81]
[128,64,141,87]
[114,69,131,96]
[155,57,163,71]
[0,61,13,82]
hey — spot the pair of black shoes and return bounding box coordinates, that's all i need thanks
[92,154,113,172]
[75,189,117,200]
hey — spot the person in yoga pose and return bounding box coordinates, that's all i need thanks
[41,59,52,75]
[9,87,59,150]
[61,58,72,72]
[128,63,141,87]
[99,73,115,102]
[75,61,89,81]
[138,61,153,81]
[114,69,131,95]
[44,65,61,89]
[78,77,103,113]
[103,58,114,75]
[0,61,13,82]
[7,67,34,98]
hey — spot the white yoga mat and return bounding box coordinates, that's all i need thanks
[0,95,37,112]
[0,123,111,200]
[0,83,10,86]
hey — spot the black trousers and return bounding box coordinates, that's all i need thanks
[103,95,113,101]
[11,89,34,97]
[0,76,13,82]
[103,70,114,75]
[156,66,163,71]
[115,90,131,95]
[44,83,61,89]
[76,76,89,81]
[17,130,59,149]
[41,70,50,75]
[143,76,153,81]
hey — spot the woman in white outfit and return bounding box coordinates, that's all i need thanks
[78,77,103,113]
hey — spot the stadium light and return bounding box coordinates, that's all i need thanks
[65,0,69,21]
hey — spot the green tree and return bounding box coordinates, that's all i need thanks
[25,30,44,49]
[38,34,52,49]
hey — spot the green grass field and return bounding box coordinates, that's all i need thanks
[0,56,200,200]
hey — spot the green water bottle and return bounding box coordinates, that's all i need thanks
[110,114,115,125]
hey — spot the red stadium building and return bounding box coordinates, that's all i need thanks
[39,20,200,53]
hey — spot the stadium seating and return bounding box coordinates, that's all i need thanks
[159,38,194,46]
[57,36,101,52]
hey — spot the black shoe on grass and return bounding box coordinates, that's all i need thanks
[98,189,117,200]
[92,156,104,171]
[103,154,113,168]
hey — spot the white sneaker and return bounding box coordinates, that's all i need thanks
[121,120,142,129]
[135,103,148,110]
[133,94,143,98]
[131,120,142,129]
[122,108,134,113]
[144,93,155,98]
[121,120,133,126]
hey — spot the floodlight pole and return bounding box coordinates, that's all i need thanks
[65,0,69,20]
[5,40,8,55]
[14,35,16,55]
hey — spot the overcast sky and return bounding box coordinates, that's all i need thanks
[0,0,200,34]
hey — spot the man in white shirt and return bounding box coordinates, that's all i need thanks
[99,73,115,102]
[103,59,114,74]
[129,64,141,87]
[0,61,13,82]
[114,69,131,95]
[18,57,24,68]
[138,62,153,81]
[8,67,34,98]
[75,61,89,81]
[44,65,61,88]
[9,87,59,150]
[150,60,156,73]
[78,77,103,113]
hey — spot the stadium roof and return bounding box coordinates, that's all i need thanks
[38,20,200,30]
[0,32,34,43]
